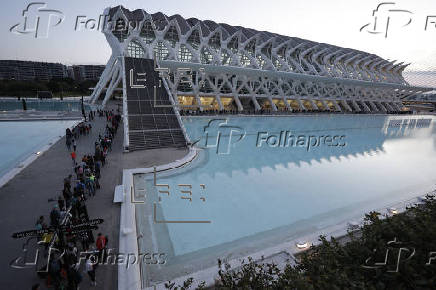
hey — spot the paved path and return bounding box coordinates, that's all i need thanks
[0,100,189,289]
[0,110,82,121]
[0,103,122,289]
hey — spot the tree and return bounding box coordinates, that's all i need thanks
[47,80,60,93]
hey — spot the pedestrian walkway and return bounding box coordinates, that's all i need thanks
[0,100,190,289]
[0,103,122,289]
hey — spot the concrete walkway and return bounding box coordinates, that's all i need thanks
[0,100,190,289]
[0,110,82,121]
[0,103,123,289]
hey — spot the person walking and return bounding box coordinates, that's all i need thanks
[57,196,65,211]
[66,137,71,151]
[49,205,60,228]
[71,151,77,166]
[48,257,62,288]
[35,216,47,230]
[96,233,108,263]
[77,196,89,220]
[85,255,97,286]
[64,174,72,192]
[66,264,82,290]
[94,159,101,179]
[73,126,79,139]
[72,139,77,152]
[65,243,78,266]
[88,174,96,196]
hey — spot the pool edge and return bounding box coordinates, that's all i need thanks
[119,146,199,290]
[0,119,82,189]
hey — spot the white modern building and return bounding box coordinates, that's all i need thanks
[90,6,432,114]
[90,7,436,290]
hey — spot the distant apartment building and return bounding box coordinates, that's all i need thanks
[66,66,75,79]
[71,65,105,81]
[0,60,105,82]
[0,60,67,81]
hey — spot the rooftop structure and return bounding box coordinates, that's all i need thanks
[89,6,434,150]
[90,6,432,113]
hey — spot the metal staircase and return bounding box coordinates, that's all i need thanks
[124,57,187,151]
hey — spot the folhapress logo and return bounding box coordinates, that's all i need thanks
[256,131,346,151]
[10,2,64,38]
[198,119,245,155]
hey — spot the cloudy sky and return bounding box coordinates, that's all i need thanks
[1,0,436,76]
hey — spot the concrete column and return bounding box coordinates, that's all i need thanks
[232,94,244,111]
[351,100,362,112]
[368,101,379,112]
[309,99,319,110]
[321,100,330,111]
[297,99,306,111]
[215,95,224,110]
[340,100,353,112]
[332,100,342,112]
[268,96,278,111]
[359,100,371,112]
[282,96,292,111]
[377,101,388,112]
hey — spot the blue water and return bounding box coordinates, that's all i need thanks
[137,115,436,257]
[0,120,78,179]
[0,99,92,112]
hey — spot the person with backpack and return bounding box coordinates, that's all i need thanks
[75,180,83,194]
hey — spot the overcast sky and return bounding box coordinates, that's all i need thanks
[1,0,436,74]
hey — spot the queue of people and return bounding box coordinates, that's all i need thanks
[65,120,94,151]
[30,109,120,290]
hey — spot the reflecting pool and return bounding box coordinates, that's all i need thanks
[134,114,436,283]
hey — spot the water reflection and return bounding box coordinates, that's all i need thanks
[136,114,436,260]
[182,115,434,178]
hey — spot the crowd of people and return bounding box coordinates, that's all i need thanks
[30,109,121,290]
